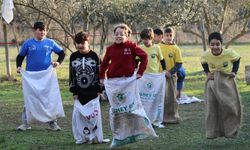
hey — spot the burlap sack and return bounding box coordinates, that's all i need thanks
[205,71,242,139]
[163,76,180,123]
[245,65,250,85]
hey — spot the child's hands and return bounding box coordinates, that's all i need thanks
[207,72,214,80]
[100,79,104,86]
[73,95,78,100]
[136,74,142,79]
[16,67,22,73]
[165,71,172,78]
[52,62,60,68]
[229,72,236,78]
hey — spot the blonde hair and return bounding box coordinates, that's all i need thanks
[113,23,132,37]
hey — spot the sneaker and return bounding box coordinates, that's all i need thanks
[48,122,61,131]
[102,138,110,143]
[17,124,31,131]
[158,124,165,128]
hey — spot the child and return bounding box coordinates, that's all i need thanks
[100,23,148,80]
[138,28,166,127]
[201,32,242,139]
[69,31,109,144]
[16,21,65,131]
[139,28,166,73]
[176,66,186,100]
[160,27,183,124]
[153,28,164,44]
[100,23,157,148]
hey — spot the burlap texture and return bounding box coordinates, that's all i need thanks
[205,71,242,139]
[245,65,250,85]
[163,76,180,123]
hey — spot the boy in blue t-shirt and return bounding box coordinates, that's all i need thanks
[16,21,65,131]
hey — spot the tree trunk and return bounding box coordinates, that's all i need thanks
[100,18,108,55]
[199,20,207,51]
[2,21,12,80]
[11,24,20,52]
[92,26,96,51]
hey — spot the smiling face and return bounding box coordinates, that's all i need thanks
[209,39,222,56]
[114,27,127,44]
[34,28,46,40]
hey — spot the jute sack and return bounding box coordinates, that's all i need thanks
[204,71,242,139]
[245,65,250,85]
[104,75,157,148]
[163,76,180,123]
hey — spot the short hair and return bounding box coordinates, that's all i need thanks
[74,31,89,44]
[140,28,154,40]
[153,28,163,36]
[208,32,223,43]
[164,27,174,34]
[33,21,46,30]
[113,23,131,37]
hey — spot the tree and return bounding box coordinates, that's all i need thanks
[182,0,250,49]
[14,0,112,53]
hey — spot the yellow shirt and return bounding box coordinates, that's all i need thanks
[159,43,183,71]
[201,49,240,73]
[139,44,164,73]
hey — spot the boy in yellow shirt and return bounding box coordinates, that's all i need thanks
[160,27,183,124]
[201,32,242,139]
[139,28,166,73]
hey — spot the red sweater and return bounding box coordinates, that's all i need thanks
[100,41,148,79]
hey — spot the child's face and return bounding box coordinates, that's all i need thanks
[114,27,127,44]
[34,28,46,40]
[154,34,163,44]
[142,38,152,47]
[76,41,90,54]
[164,32,174,44]
[209,39,222,56]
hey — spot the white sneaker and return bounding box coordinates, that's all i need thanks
[158,124,165,128]
[48,122,61,131]
[17,124,31,131]
[102,138,110,143]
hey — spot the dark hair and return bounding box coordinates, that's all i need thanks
[33,21,46,30]
[164,27,174,34]
[74,31,89,44]
[208,32,223,43]
[153,28,163,36]
[140,28,154,40]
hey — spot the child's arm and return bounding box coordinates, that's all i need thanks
[99,50,110,80]
[232,58,240,74]
[133,45,148,77]
[230,58,240,78]
[16,55,25,73]
[160,59,166,71]
[69,55,78,98]
[201,63,214,80]
[170,63,182,74]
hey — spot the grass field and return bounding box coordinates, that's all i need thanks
[0,44,249,150]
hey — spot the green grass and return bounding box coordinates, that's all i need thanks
[0,45,250,149]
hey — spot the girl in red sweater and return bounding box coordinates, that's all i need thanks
[100,24,148,80]
[100,24,157,148]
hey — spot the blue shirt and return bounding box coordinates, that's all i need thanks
[19,38,63,71]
